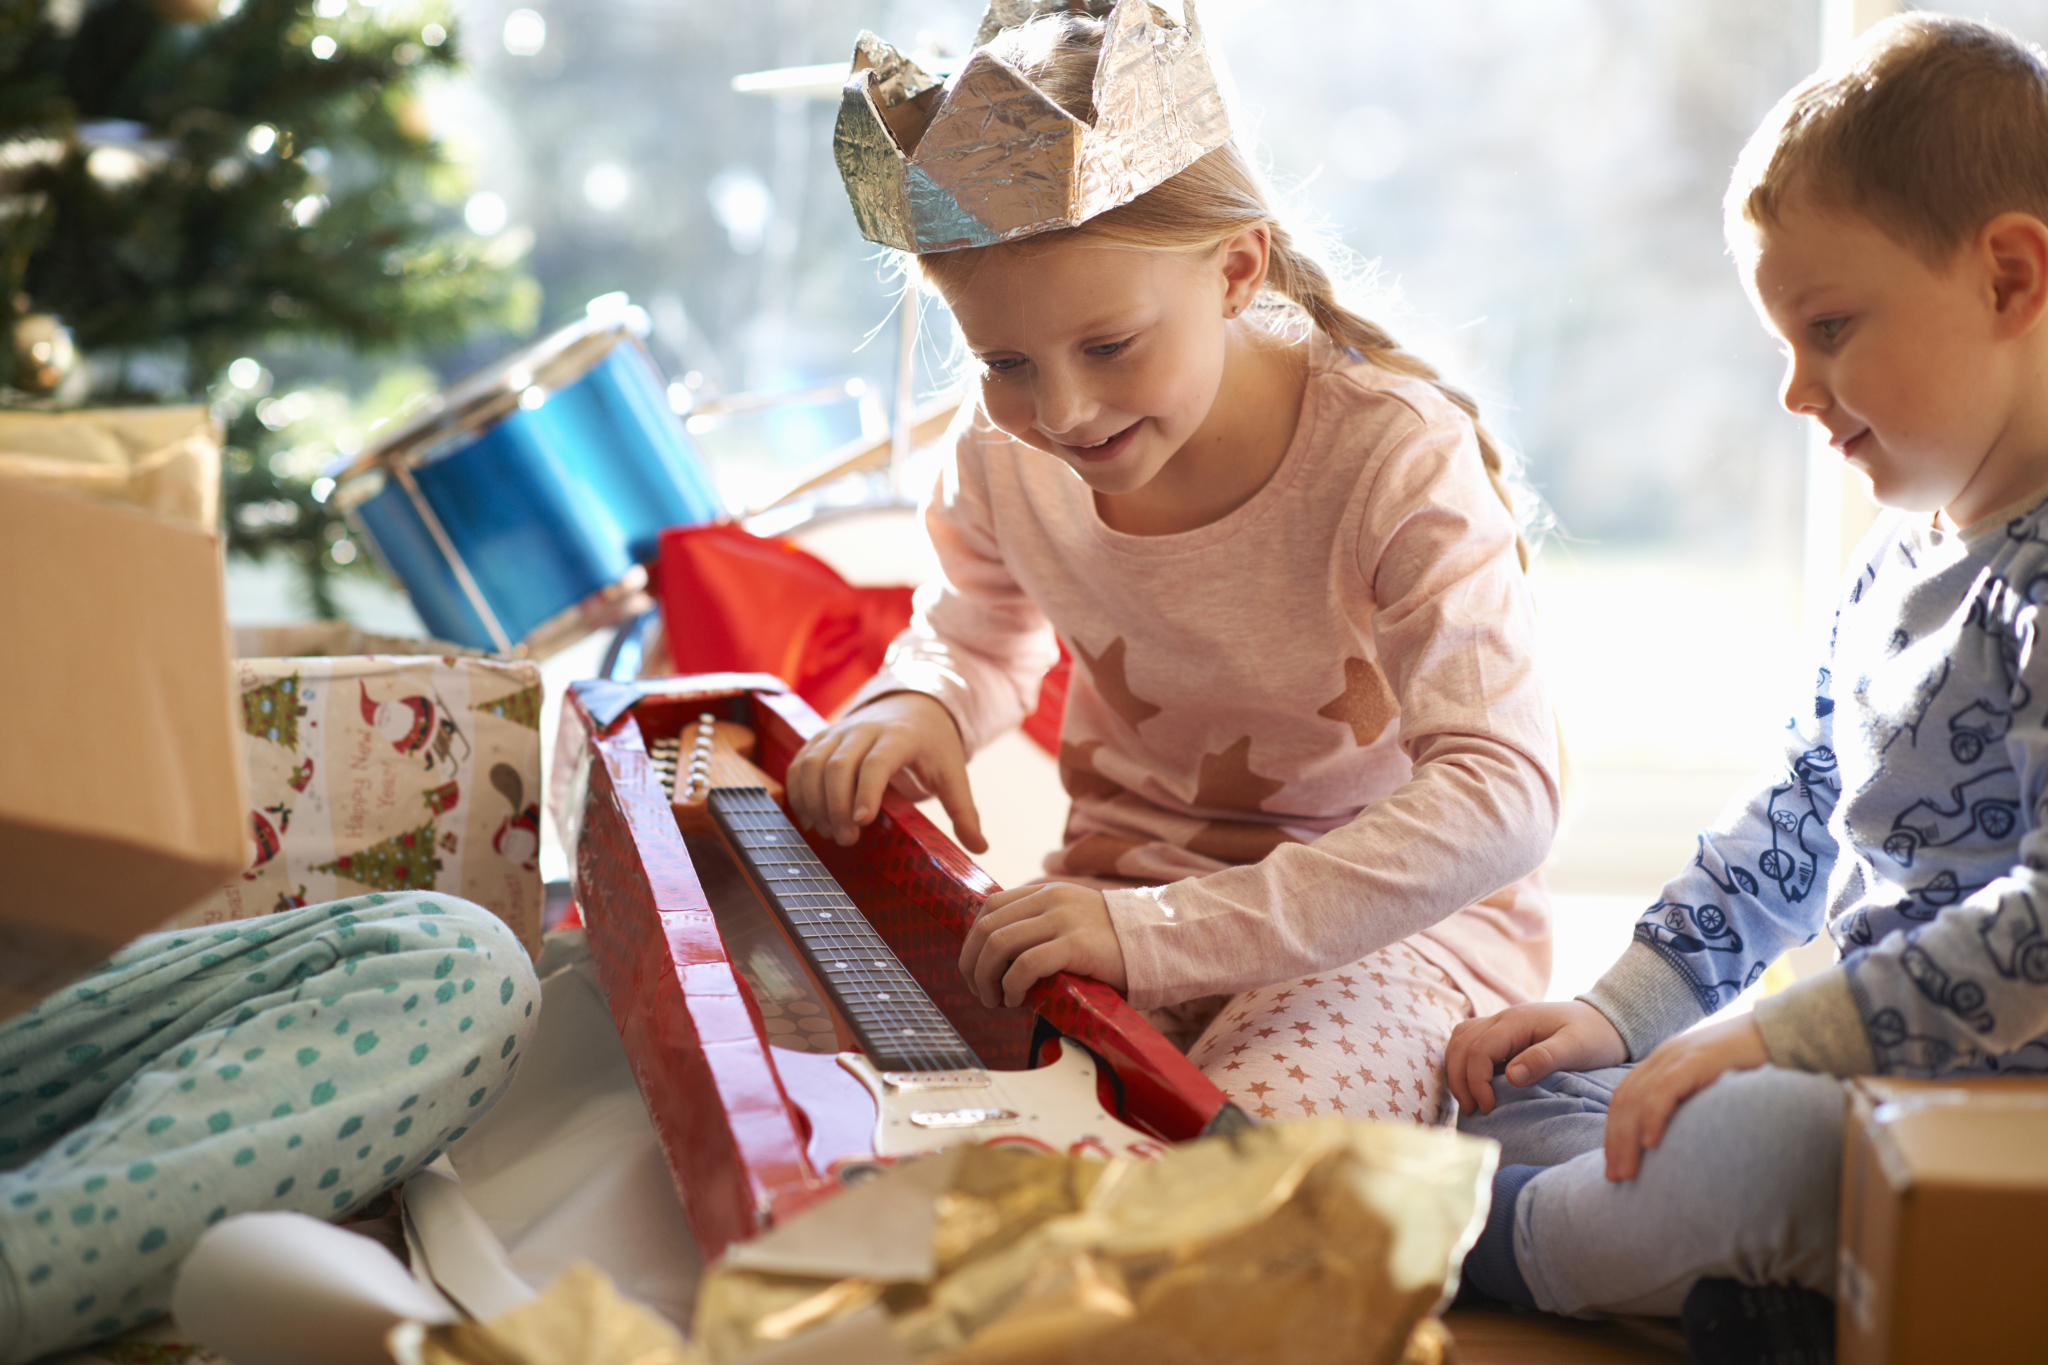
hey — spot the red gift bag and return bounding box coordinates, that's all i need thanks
[655,522,915,719]
[656,520,1072,748]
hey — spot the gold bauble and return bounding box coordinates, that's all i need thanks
[8,313,78,395]
[148,0,220,21]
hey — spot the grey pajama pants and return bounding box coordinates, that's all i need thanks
[0,893,540,1362]
[1458,1064,1846,1317]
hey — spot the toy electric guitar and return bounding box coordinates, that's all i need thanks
[651,713,1165,1175]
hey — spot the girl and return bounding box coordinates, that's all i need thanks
[789,3,1558,1125]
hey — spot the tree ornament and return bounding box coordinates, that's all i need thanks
[147,0,220,22]
[7,310,77,395]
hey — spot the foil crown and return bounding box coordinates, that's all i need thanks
[834,0,1231,253]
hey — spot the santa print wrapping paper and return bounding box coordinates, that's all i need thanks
[173,654,542,955]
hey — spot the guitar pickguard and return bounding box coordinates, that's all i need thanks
[771,1037,1167,1179]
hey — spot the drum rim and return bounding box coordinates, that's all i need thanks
[327,311,650,482]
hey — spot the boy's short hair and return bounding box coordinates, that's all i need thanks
[1728,14,2048,263]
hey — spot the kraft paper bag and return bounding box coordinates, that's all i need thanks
[0,476,248,1020]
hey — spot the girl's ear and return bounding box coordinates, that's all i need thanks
[1218,226,1270,316]
[1983,212,2048,336]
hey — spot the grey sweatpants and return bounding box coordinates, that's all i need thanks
[1458,1064,1845,1317]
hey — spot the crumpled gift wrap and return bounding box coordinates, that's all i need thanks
[173,653,544,955]
[0,404,219,531]
[392,1263,692,1365]
[694,1118,1497,1365]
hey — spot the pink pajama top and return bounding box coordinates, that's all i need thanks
[848,342,1559,1014]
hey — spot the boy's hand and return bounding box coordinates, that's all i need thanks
[960,882,1126,1008]
[1602,1014,1768,1182]
[1446,1000,1628,1116]
[786,692,986,852]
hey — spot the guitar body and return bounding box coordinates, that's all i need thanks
[555,674,1244,1261]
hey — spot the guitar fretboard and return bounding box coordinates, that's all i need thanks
[709,787,982,1075]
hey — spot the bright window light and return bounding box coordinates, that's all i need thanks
[502,9,545,55]
[582,162,630,213]
[464,191,508,234]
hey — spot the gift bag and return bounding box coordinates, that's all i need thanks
[655,522,914,719]
[174,654,544,955]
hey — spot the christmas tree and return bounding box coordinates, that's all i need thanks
[239,669,305,747]
[472,681,540,731]
[316,817,442,892]
[0,0,538,615]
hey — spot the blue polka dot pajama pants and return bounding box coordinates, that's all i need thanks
[0,892,540,1363]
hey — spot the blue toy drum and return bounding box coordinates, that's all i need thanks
[333,301,724,655]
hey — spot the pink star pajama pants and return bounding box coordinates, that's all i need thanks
[1147,939,1471,1125]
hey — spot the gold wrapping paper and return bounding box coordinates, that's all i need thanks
[696,1118,1497,1365]
[392,1263,691,1365]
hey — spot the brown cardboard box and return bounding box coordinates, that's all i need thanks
[0,405,220,531]
[172,653,544,956]
[0,477,248,1020]
[1838,1076,2048,1365]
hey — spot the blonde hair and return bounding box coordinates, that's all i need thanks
[1728,13,2048,264]
[913,14,1530,567]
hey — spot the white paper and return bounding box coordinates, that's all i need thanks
[172,1211,457,1365]
[444,930,704,1324]
[402,1165,539,1321]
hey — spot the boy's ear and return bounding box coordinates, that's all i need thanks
[1982,212,2048,336]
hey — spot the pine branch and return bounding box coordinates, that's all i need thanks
[2,0,538,627]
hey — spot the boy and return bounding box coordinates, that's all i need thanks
[1448,11,2048,1353]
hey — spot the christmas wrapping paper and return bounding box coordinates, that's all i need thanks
[175,654,543,955]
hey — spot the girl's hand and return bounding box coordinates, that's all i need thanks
[1446,1000,1627,1116]
[1602,1014,1768,1182]
[960,882,1127,1008]
[786,692,986,852]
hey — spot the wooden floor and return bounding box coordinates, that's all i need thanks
[1443,1308,1689,1364]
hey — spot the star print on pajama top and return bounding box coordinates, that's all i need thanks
[848,335,1560,1108]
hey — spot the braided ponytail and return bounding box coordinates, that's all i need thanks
[1260,221,1529,569]
[914,13,1533,570]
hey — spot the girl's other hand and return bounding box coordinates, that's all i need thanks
[1445,999,1628,1116]
[960,882,1127,1008]
[1601,1013,1768,1183]
[786,692,986,852]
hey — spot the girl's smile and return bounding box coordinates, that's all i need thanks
[1055,419,1142,462]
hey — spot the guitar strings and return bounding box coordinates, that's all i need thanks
[652,723,977,1073]
[720,792,976,1073]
